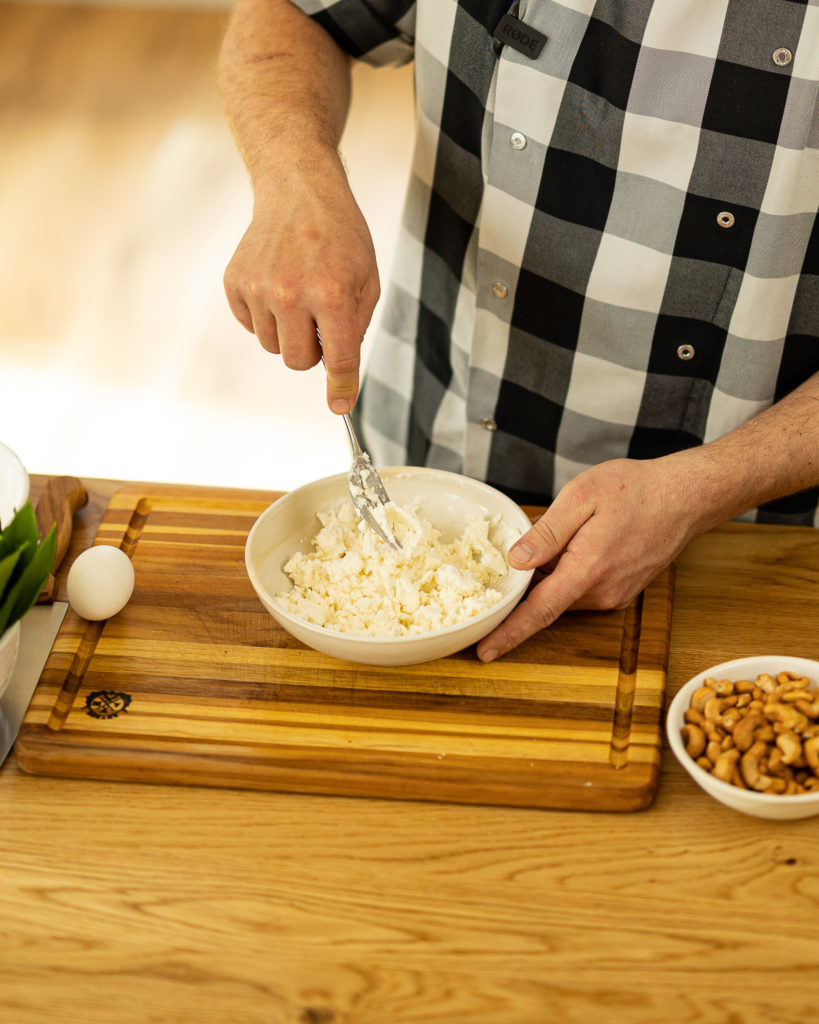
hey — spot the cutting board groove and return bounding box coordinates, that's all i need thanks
[16,484,674,810]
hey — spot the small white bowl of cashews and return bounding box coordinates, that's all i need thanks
[666,656,819,820]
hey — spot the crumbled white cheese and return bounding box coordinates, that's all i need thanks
[275,499,509,636]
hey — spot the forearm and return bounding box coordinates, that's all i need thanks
[219,0,379,413]
[666,372,819,533]
[218,0,353,194]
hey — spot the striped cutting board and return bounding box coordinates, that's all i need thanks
[15,484,674,810]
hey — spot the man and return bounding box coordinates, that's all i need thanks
[219,1,819,661]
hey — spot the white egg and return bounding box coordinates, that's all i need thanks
[66,545,135,621]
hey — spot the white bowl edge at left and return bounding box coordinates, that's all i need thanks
[0,441,30,529]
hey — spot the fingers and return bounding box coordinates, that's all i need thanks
[477,488,597,660]
[224,287,258,338]
[224,267,366,408]
[225,285,281,354]
[476,554,592,663]
[224,257,276,351]
[223,224,380,414]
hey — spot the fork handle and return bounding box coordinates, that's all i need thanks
[340,412,363,458]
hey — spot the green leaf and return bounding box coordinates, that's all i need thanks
[0,502,39,563]
[0,546,25,604]
[0,523,57,635]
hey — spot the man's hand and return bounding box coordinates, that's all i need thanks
[476,457,700,662]
[477,366,819,661]
[218,0,378,413]
[223,154,380,414]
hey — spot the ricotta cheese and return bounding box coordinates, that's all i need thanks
[275,499,510,636]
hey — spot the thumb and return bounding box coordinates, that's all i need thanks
[316,327,361,415]
[326,374,360,416]
[507,509,578,569]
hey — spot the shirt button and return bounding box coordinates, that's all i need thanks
[677,344,695,361]
[491,281,508,299]
[510,131,528,150]
[772,47,792,67]
[481,417,499,431]
[716,211,735,228]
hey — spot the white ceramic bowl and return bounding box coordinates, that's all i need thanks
[0,441,29,529]
[245,467,534,667]
[666,655,819,820]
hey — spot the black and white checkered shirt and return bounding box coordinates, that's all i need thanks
[294,0,819,524]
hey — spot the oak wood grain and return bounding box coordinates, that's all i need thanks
[3,476,819,1024]
[15,485,674,811]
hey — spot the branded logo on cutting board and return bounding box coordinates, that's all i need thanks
[85,690,132,720]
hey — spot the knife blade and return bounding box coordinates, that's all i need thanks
[0,476,87,765]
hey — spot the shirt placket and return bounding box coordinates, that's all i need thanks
[463,8,579,480]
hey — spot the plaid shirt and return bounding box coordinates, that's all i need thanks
[294,0,819,524]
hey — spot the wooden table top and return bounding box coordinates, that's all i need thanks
[3,475,819,1024]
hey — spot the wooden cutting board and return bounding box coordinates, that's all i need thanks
[15,484,674,811]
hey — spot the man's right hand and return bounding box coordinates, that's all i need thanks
[223,150,380,414]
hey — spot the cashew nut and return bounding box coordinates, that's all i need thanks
[795,697,819,720]
[764,702,809,734]
[720,706,743,732]
[711,748,740,783]
[705,739,722,764]
[780,689,813,704]
[776,731,804,766]
[756,674,778,693]
[737,741,782,794]
[704,696,724,722]
[684,707,706,726]
[741,741,772,791]
[691,686,718,713]
[732,712,767,752]
[805,736,819,774]
[682,724,707,759]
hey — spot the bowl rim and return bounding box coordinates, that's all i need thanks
[666,655,819,804]
[0,440,30,529]
[245,466,535,647]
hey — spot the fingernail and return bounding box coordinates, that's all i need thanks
[508,541,533,565]
[479,648,498,663]
[331,398,351,414]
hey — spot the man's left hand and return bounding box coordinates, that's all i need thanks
[476,457,701,661]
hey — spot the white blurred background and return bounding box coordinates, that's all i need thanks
[0,1,414,491]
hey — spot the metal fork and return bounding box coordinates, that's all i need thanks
[317,331,401,549]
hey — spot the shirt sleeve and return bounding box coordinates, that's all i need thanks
[290,0,416,67]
